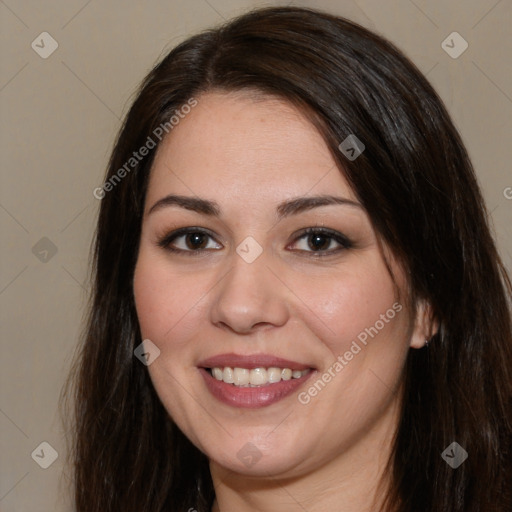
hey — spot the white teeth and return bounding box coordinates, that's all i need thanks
[281,368,292,381]
[209,366,310,386]
[223,367,234,384]
[233,367,250,386]
[267,367,282,383]
[249,368,267,386]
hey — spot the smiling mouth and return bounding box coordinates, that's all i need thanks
[199,365,315,408]
[206,366,312,387]
[197,353,316,407]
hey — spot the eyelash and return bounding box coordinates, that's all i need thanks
[156,226,353,257]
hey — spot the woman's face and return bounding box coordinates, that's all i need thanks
[133,91,425,478]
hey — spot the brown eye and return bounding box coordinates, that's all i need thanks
[184,233,209,250]
[157,228,222,254]
[307,233,332,251]
[290,228,353,256]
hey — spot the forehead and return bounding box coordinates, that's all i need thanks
[146,91,357,206]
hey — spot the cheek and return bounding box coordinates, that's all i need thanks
[292,265,409,437]
[293,259,405,355]
[290,257,411,426]
[133,251,207,347]
[133,252,209,439]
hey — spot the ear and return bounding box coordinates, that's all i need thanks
[410,299,438,349]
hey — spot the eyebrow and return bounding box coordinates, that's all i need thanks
[147,194,363,219]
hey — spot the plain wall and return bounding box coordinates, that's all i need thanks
[1,0,510,510]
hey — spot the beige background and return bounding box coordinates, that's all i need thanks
[0,0,510,510]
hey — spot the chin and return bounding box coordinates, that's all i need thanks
[206,433,313,478]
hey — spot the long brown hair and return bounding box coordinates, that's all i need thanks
[61,6,512,511]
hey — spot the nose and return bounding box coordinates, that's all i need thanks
[209,249,290,334]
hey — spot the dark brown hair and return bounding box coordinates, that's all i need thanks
[61,6,512,511]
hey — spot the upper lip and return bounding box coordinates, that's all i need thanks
[198,353,314,371]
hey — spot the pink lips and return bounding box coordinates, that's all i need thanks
[198,353,315,409]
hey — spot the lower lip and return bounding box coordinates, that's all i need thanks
[199,368,315,408]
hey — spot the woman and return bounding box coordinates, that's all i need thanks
[62,6,512,511]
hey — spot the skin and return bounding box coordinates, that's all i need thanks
[133,90,434,512]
